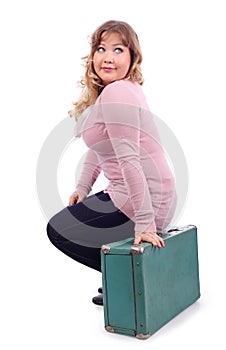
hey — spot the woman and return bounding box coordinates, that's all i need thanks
[47,20,177,305]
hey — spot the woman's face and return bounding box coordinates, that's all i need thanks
[93,32,131,86]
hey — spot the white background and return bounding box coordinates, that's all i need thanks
[1,0,226,349]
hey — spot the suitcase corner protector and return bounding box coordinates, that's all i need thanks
[131,244,145,255]
[101,245,111,254]
[136,332,151,340]
[105,326,115,333]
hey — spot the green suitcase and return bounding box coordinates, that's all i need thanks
[101,225,200,339]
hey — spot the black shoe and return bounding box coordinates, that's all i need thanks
[98,287,103,294]
[92,294,103,306]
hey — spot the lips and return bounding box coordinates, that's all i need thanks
[101,67,116,72]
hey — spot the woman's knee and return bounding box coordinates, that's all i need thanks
[46,216,63,247]
[46,207,71,241]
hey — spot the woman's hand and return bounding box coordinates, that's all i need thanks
[69,192,86,206]
[134,232,165,248]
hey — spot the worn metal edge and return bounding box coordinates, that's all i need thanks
[105,326,115,333]
[101,244,111,254]
[136,332,151,340]
[131,244,145,255]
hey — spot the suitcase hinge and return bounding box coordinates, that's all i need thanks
[131,244,145,255]
[101,245,111,254]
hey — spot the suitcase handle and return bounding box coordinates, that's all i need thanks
[167,225,194,233]
[131,229,182,254]
[167,227,182,233]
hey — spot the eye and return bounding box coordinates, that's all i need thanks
[97,46,105,53]
[114,47,123,53]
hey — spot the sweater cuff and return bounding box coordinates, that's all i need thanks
[74,186,89,198]
[134,220,156,234]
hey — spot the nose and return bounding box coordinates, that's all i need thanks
[104,51,114,64]
[104,58,113,63]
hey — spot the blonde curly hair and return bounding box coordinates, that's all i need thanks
[69,20,144,119]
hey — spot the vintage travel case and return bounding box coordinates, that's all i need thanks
[101,225,200,339]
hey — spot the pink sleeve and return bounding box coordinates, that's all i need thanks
[75,149,101,197]
[100,82,156,233]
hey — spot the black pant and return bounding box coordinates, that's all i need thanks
[47,191,135,272]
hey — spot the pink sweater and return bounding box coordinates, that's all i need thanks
[75,80,176,233]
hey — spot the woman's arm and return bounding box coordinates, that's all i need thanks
[69,149,101,205]
[100,81,156,234]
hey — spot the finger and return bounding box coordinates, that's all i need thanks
[69,194,78,206]
[155,237,165,248]
[154,234,165,248]
[151,238,158,246]
[69,197,74,206]
[134,237,141,245]
[158,236,165,248]
[142,233,158,246]
[145,234,164,248]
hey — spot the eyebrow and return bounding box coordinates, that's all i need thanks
[99,42,125,46]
